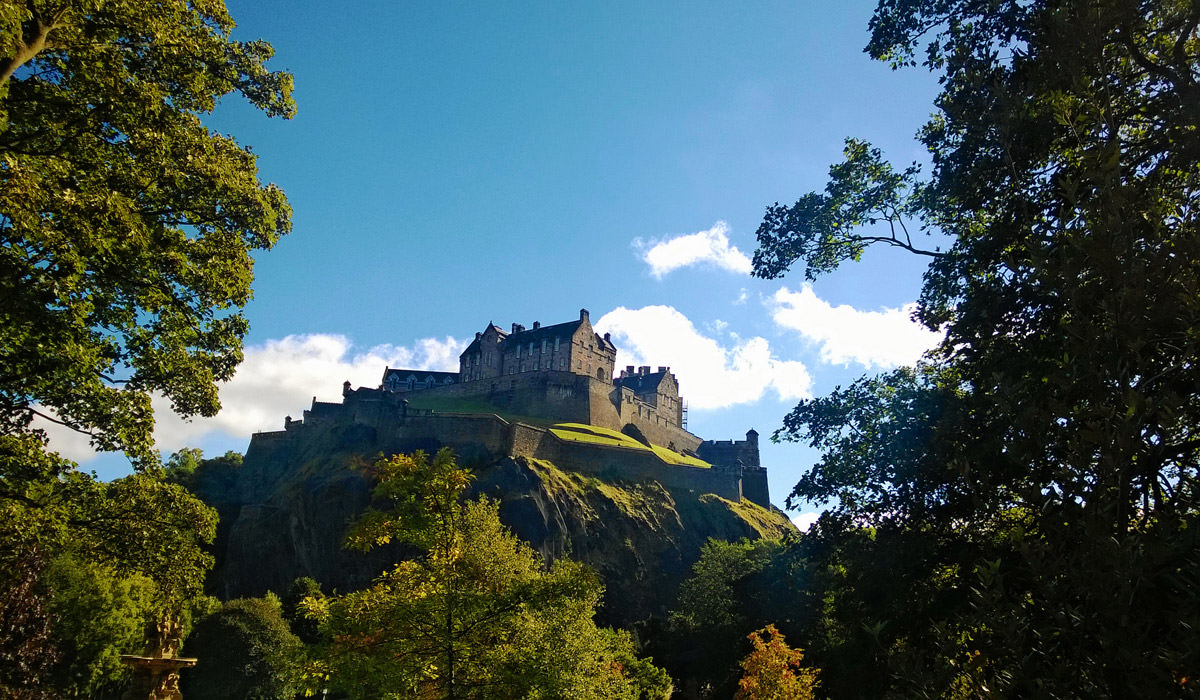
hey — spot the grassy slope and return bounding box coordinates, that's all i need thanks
[550,423,711,468]
[521,456,791,538]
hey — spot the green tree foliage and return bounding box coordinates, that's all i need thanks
[304,449,673,700]
[754,1,1200,697]
[0,435,217,609]
[734,625,818,700]
[181,596,304,700]
[281,576,325,645]
[163,447,205,490]
[0,1,294,464]
[41,552,158,697]
[671,538,785,632]
[659,538,789,697]
[0,435,216,697]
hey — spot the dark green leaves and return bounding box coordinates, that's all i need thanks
[752,139,936,281]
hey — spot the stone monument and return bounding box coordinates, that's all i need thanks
[120,616,196,700]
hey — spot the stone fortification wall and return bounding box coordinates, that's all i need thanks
[697,431,760,468]
[740,466,769,508]
[390,371,702,456]
[377,413,511,465]
[607,386,702,454]
[404,371,595,426]
[249,402,769,508]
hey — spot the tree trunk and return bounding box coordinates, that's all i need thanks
[0,17,57,88]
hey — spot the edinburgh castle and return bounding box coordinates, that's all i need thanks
[254,309,770,507]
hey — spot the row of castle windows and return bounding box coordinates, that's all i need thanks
[385,375,447,391]
[516,337,561,356]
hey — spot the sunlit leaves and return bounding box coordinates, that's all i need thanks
[0,0,294,464]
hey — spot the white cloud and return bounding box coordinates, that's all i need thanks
[770,285,942,369]
[635,221,753,278]
[43,334,468,464]
[595,306,812,410]
[790,511,820,532]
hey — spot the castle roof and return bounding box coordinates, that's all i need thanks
[382,367,458,382]
[505,319,582,345]
[616,369,672,394]
[462,322,508,355]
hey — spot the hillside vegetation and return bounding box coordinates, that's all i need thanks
[549,423,712,467]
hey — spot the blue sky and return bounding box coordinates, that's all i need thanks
[54,1,947,526]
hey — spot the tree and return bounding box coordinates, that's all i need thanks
[0,0,294,464]
[303,449,673,700]
[0,434,218,620]
[41,552,159,698]
[660,538,788,697]
[734,625,818,700]
[281,576,324,645]
[754,1,1200,697]
[163,447,205,490]
[0,544,60,700]
[181,596,304,700]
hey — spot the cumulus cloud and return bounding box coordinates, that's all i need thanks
[770,285,942,369]
[43,333,468,464]
[790,511,820,532]
[594,306,812,410]
[635,221,753,278]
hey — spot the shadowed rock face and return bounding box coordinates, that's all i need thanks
[198,422,794,627]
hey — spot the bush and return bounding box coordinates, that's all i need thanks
[181,596,303,700]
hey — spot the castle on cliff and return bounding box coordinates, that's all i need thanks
[261,308,770,508]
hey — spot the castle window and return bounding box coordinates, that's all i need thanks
[554,337,560,351]
[529,342,535,354]
[596,367,605,380]
[542,339,548,353]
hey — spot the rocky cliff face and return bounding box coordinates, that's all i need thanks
[198,421,794,627]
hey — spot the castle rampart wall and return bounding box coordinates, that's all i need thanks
[390,371,703,454]
[610,387,702,454]
[250,406,768,507]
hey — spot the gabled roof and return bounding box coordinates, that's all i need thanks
[594,332,616,353]
[462,322,508,355]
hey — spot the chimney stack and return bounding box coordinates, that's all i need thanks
[580,308,590,322]
[639,365,650,375]
[533,321,541,329]
[657,366,667,373]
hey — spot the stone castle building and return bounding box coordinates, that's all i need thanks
[269,308,770,507]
